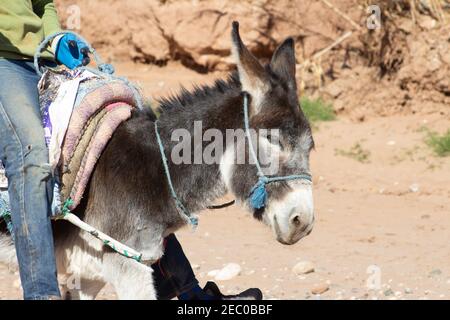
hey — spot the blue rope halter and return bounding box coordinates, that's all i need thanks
[154,121,199,228]
[243,93,312,210]
[153,92,312,226]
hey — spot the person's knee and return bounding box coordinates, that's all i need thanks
[22,143,51,180]
[2,125,49,171]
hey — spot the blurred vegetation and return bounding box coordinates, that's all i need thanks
[300,97,336,123]
[335,142,371,163]
[425,129,450,157]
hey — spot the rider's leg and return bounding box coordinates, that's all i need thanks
[151,234,263,300]
[151,233,201,300]
[0,59,60,299]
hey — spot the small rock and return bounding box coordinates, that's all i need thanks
[404,288,413,294]
[207,269,219,278]
[311,283,329,295]
[245,270,255,276]
[214,263,242,281]
[292,261,315,275]
[192,264,201,271]
[387,140,396,146]
[409,183,420,193]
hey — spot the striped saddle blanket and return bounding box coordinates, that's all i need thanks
[1,66,142,225]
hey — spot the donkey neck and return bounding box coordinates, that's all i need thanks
[156,77,244,213]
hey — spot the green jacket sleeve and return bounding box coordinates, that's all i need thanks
[33,0,61,37]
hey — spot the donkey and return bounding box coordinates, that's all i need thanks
[0,22,315,299]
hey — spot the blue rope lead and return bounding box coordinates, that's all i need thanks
[154,120,198,228]
[243,93,312,210]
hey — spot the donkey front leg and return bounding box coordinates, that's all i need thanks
[103,254,157,300]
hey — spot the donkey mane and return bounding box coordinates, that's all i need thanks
[157,72,241,114]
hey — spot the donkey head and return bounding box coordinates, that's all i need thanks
[221,22,315,245]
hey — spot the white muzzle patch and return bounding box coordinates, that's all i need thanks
[265,182,314,245]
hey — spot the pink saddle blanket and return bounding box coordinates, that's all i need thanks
[39,68,142,211]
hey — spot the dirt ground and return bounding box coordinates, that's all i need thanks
[1,62,449,300]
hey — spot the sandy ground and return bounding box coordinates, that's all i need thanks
[1,63,449,300]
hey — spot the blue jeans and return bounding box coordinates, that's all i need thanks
[0,59,60,299]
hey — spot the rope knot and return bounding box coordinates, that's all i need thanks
[98,63,115,75]
[249,178,268,210]
[61,198,74,217]
[259,176,269,184]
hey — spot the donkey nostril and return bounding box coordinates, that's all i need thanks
[291,215,301,226]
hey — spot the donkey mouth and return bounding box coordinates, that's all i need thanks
[273,216,296,245]
[273,215,312,245]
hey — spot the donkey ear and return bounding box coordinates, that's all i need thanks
[231,21,269,106]
[270,37,297,85]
